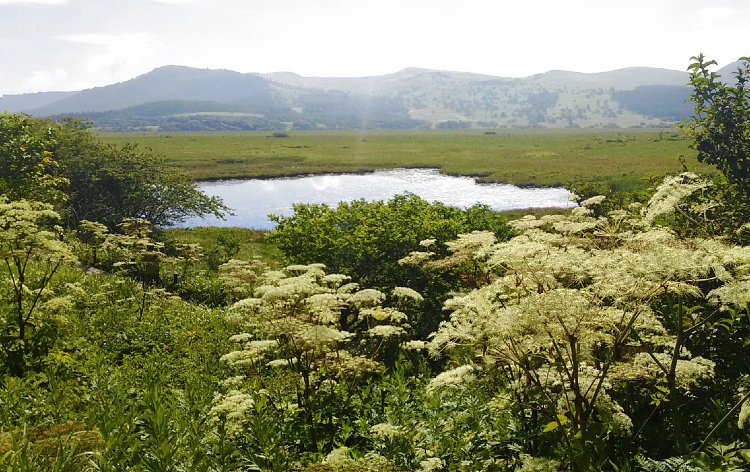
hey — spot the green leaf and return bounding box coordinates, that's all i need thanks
[543,421,559,432]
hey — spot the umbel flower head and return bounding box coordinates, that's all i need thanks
[214,263,412,436]
[420,173,750,435]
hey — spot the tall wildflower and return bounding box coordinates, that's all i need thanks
[405,174,750,460]
[642,172,712,225]
[0,198,77,374]
[212,263,421,446]
[218,257,267,301]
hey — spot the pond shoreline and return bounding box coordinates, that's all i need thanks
[193,166,559,189]
[184,168,575,230]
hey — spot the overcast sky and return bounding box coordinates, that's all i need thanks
[1,0,748,95]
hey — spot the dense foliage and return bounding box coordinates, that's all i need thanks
[269,194,512,284]
[682,55,750,193]
[0,113,226,229]
[1,57,750,471]
[268,194,513,336]
[2,171,750,470]
[0,113,67,205]
[673,55,750,244]
[402,188,750,469]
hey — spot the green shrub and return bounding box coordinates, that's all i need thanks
[268,194,512,336]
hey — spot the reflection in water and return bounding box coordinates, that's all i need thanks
[182,168,574,230]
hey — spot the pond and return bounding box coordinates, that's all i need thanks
[182,168,574,230]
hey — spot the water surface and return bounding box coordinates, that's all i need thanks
[183,168,574,230]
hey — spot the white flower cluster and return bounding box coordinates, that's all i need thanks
[642,172,711,225]
[216,262,414,438]
[398,250,434,265]
[426,231,496,270]
[367,325,406,338]
[708,279,750,310]
[632,353,715,389]
[392,286,424,301]
[220,339,277,367]
[517,454,561,472]
[321,273,351,287]
[418,457,445,472]
[360,307,407,323]
[218,259,265,300]
[350,288,386,307]
[207,390,254,437]
[369,422,403,439]
[422,173,750,435]
[426,364,476,394]
[322,446,354,466]
[581,195,607,207]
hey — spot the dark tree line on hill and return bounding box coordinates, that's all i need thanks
[46,89,429,131]
[612,85,694,121]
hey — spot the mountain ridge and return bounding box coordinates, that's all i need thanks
[3,64,687,110]
[0,63,712,131]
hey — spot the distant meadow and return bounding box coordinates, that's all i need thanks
[102,128,704,190]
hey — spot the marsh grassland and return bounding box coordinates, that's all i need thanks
[101,128,705,191]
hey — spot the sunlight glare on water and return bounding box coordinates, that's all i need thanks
[182,168,574,230]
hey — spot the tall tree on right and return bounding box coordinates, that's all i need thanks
[677,55,750,242]
[682,54,750,193]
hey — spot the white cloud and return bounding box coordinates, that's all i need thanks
[2,0,749,93]
[61,32,164,77]
[41,32,168,90]
[0,0,66,4]
[696,6,737,22]
[25,69,68,89]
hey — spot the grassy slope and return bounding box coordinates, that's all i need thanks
[101,128,704,190]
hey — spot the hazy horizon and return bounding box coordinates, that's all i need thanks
[1,0,748,96]
[0,62,707,98]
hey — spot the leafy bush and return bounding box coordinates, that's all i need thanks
[4,57,750,470]
[0,114,226,230]
[675,55,750,243]
[268,194,512,336]
[682,55,750,193]
[0,113,68,206]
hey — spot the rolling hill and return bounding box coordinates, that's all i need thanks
[0,63,708,131]
[27,66,275,116]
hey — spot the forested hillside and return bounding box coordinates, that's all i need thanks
[612,85,693,121]
[0,63,699,131]
[0,56,749,471]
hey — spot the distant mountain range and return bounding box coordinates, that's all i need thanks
[0,61,744,131]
